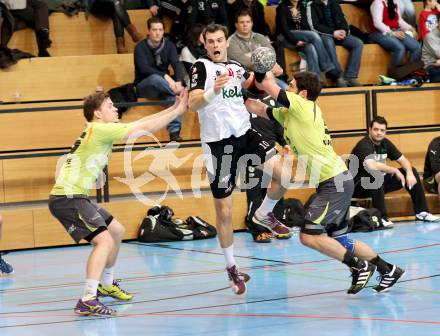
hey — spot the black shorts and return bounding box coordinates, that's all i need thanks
[424,175,438,194]
[203,128,277,199]
[302,172,354,237]
[48,195,113,243]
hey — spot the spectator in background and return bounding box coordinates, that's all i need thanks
[369,0,420,67]
[2,0,52,56]
[397,0,417,28]
[228,10,287,88]
[422,13,440,82]
[0,214,14,275]
[307,0,363,87]
[276,0,344,86]
[226,0,271,39]
[419,0,440,41]
[88,0,143,53]
[144,0,189,50]
[187,0,228,29]
[423,135,440,197]
[350,116,439,227]
[134,16,184,141]
[180,23,206,82]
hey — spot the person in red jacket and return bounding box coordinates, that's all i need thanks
[369,0,421,67]
[419,0,440,41]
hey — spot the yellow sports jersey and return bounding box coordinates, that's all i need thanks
[51,122,133,196]
[272,92,347,184]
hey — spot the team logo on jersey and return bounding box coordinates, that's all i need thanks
[197,1,204,10]
[191,72,198,87]
[211,1,219,9]
[222,86,243,99]
[227,67,234,77]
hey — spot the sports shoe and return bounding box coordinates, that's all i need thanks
[347,260,376,294]
[381,217,394,227]
[252,212,292,239]
[345,78,362,87]
[253,231,272,243]
[415,211,440,222]
[0,255,13,274]
[379,75,396,85]
[74,297,116,316]
[226,265,249,295]
[97,280,133,301]
[372,265,405,293]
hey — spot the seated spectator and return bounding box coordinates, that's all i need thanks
[187,0,228,29]
[226,0,271,39]
[180,23,206,81]
[350,116,439,226]
[276,0,343,86]
[423,135,440,197]
[307,0,364,87]
[87,0,143,53]
[369,0,421,67]
[134,16,184,141]
[397,0,417,28]
[144,0,189,50]
[0,214,13,275]
[228,10,287,89]
[419,0,440,41]
[422,14,440,83]
[2,0,52,57]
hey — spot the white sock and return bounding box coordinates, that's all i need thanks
[101,267,114,288]
[256,196,279,217]
[82,278,100,301]
[222,245,236,268]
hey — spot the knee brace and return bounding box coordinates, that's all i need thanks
[334,234,355,252]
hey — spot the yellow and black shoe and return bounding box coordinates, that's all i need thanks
[97,280,133,301]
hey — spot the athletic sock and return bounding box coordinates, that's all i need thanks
[101,267,114,288]
[82,278,100,301]
[370,255,392,274]
[342,250,364,269]
[256,196,279,217]
[222,245,236,268]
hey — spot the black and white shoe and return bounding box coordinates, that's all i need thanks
[372,265,405,293]
[347,261,376,294]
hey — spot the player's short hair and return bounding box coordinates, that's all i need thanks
[203,23,228,41]
[370,116,388,128]
[293,71,322,101]
[83,92,109,122]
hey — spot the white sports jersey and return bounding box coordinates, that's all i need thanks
[189,57,251,143]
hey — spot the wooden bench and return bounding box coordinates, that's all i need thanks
[8,10,172,56]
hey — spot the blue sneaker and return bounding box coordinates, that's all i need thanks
[0,255,13,274]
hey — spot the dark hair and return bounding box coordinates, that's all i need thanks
[202,23,228,41]
[369,116,388,128]
[293,71,322,101]
[147,16,163,29]
[83,92,109,122]
[187,23,205,46]
[235,9,253,23]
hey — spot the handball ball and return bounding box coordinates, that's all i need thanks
[251,47,276,73]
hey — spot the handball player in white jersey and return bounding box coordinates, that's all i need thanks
[188,24,292,295]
